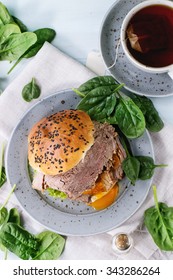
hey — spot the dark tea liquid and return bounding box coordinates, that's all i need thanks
[126,4,173,68]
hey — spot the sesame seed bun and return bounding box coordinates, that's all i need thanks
[28,110,95,175]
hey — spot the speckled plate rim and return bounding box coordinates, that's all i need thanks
[5,89,154,236]
[100,0,173,97]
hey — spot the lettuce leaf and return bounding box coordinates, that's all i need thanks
[46,188,67,199]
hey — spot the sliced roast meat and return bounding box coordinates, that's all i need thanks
[32,122,126,201]
[32,172,45,191]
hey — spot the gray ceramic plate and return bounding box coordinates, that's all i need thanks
[6,89,154,236]
[100,0,173,97]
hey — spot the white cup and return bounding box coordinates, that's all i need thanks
[120,0,173,79]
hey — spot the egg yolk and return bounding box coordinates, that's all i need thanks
[88,184,119,210]
[83,180,105,196]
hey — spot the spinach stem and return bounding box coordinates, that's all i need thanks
[0,184,16,210]
[155,164,168,168]
[119,137,130,157]
[0,142,4,179]
[31,77,35,86]
[152,185,159,210]
[113,84,125,99]
[7,57,22,74]
[115,86,126,98]
[4,248,8,260]
[114,83,125,92]
[72,88,85,98]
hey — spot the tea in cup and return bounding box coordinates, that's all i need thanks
[120,0,173,79]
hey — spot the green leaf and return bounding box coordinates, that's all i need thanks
[0,167,6,188]
[33,231,65,260]
[77,86,117,120]
[75,76,147,138]
[122,156,140,185]
[8,28,56,73]
[0,222,39,259]
[0,143,6,188]
[0,32,37,61]
[22,78,41,102]
[0,241,6,252]
[144,185,173,251]
[0,2,14,25]
[0,207,8,226]
[115,95,146,138]
[132,95,164,132]
[99,114,117,124]
[47,188,67,199]
[76,75,118,96]
[117,133,131,157]
[12,16,27,32]
[6,208,20,225]
[24,28,56,58]
[136,156,167,180]
[0,142,4,179]
[0,24,21,45]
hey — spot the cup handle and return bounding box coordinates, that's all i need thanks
[168,66,173,80]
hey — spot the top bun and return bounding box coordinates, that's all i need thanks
[28,109,95,175]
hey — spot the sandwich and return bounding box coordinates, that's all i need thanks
[28,109,126,210]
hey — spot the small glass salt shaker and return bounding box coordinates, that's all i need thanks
[112,232,133,255]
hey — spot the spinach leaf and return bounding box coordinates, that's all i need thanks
[120,138,161,184]
[99,112,117,124]
[12,16,27,32]
[0,2,14,25]
[75,76,118,96]
[121,135,140,185]
[24,28,56,58]
[0,222,39,259]
[132,95,164,132]
[0,167,6,188]
[0,207,8,226]
[0,240,7,260]
[33,231,65,260]
[144,185,173,251]
[136,156,167,180]
[0,142,4,179]
[0,2,57,75]
[74,76,145,138]
[77,85,118,121]
[0,241,6,252]
[0,32,37,61]
[122,156,140,185]
[22,78,41,102]
[6,208,20,225]
[115,94,146,139]
[0,23,21,45]
[8,28,56,73]
[0,143,6,188]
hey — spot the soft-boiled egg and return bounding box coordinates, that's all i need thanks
[83,171,119,210]
[88,184,119,210]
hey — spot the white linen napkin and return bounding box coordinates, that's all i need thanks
[0,42,173,260]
